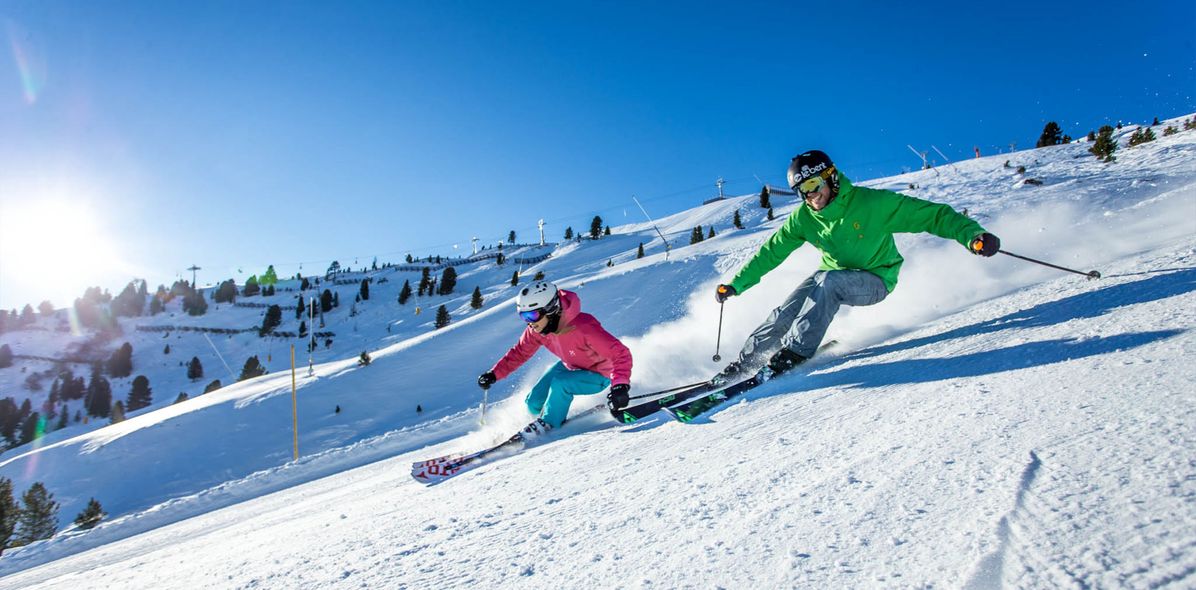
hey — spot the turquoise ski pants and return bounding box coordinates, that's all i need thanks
[526,362,611,428]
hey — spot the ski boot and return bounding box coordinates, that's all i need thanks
[711,360,748,386]
[765,348,808,378]
[520,418,552,439]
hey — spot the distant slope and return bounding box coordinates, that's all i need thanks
[0,115,1193,584]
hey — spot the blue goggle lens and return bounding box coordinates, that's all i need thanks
[519,310,543,323]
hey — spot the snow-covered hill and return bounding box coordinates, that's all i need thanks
[1,117,1194,587]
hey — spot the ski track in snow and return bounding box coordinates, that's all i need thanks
[1,119,1195,588]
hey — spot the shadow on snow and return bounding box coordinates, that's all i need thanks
[847,267,1196,361]
[683,268,1196,420]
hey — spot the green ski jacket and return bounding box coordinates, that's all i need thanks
[730,174,987,293]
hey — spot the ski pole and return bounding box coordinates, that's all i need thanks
[629,380,709,401]
[480,387,489,426]
[713,299,726,362]
[998,249,1101,280]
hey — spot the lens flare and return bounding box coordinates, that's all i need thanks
[5,18,46,105]
[21,414,48,479]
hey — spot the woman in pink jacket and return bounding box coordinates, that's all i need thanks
[477,281,633,429]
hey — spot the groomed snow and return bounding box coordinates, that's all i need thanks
[1,117,1194,588]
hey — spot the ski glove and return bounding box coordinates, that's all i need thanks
[607,384,631,410]
[715,284,738,303]
[477,371,497,390]
[970,233,1000,257]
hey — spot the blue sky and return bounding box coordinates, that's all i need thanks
[1,0,1193,309]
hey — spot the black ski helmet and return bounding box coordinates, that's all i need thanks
[787,150,839,196]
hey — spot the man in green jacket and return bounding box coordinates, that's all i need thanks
[712,150,1001,384]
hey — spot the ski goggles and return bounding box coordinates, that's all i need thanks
[518,297,560,323]
[519,309,546,323]
[795,166,836,196]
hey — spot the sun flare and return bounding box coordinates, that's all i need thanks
[0,197,126,308]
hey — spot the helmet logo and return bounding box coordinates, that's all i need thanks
[799,162,828,179]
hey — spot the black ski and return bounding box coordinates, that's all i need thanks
[665,339,840,423]
[610,381,715,424]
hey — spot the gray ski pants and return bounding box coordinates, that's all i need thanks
[736,269,888,365]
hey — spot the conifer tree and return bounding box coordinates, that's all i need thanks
[434,305,451,329]
[759,186,772,209]
[260,305,282,336]
[174,393,189,404]
[358,351,372,366]
[320,289,334,313]
[708,226,716,239]
[204,380,223,394]
[74,498,105,530]
[187,357,204,381]
[0,399,18,446]
[604,225,611,236]
[768,207,775,220]
[106,342,134,378]
[564,227,574,240]
[1128,126,1156,147]
[637,243,645,259]
[239,356,267,381]
[690,227,704,245]
[183,288,207,316]
[508,230,516,243]
[471,287,484,309]
[38,301,54,317]
[510,271,520,286]
[733,209,743,229]
[18,412,41,445]
[111,281,144,318]
[299,321,308,338]
[590,216,603,239]
[261,265,279,287]
[0,477,16,555]
[243,275,261,297]
[398,280,412,305]
[1036,121,1064,147]
[86,370,112,418]
[0,344,11,369]
[214,279,237,304]
[418,268,432,296]
[1090,125,1118,162]
[438,267,458,295]
[126,376,152,412]
[359,279,370,301]
[14,482,58,546]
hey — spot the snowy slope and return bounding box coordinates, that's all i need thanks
[0,116,1194,587]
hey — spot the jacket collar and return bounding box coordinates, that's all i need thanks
[805,172,854,221]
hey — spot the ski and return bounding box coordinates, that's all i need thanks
[664,373,767,423]
[610,381,716,424]
[411,404,606,484]
[665,339,840,423]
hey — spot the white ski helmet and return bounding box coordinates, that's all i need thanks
[517,281,560,314]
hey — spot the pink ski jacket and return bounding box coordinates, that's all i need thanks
[490,290,632,385]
